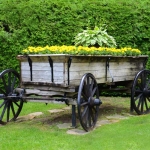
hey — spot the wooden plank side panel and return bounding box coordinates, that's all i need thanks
[18,55,147,87]
[20,61,144,85]
[67,61,144,85]
[69,73,139,85]
[70,62,105,76]
[69,61,143,71]
[21,62,65,84]
[69,75,137,85]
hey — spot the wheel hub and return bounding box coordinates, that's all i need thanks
[89,97,102,106]
[143,88,150,97]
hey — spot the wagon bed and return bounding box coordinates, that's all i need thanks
[17,54,146,85]
[17,54,147,96]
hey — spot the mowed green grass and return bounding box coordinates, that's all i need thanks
[0,97,150,150]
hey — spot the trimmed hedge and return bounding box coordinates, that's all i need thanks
[0,0,150,72]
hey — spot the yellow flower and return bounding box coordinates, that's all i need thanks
[21,45,142,56]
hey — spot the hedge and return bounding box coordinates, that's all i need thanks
[0,0,150,72]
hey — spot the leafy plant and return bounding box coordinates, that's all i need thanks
[74,25,117,47]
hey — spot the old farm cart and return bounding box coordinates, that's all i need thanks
[0,54,149,131]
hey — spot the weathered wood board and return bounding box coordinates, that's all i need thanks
[17,54,148,90]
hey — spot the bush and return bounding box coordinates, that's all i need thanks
[0,0,150,72]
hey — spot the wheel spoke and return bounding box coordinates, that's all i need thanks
[90,110,95,123]
[90,107,95,123]
[0,100,6,108]
[91,87,97,97]
[10,102,16,118]
[0,89,6,95]
[92,106,97,112]
[81,92,88,101]
[8,72,11,92]
[13,101,20,108]
[135,89,142,93]
[81,101,88,106]
[89,79,94,93]
[88,108,91,127]
[147,97,150,102]
[81,105,88,118]
[144,98,149,110]
[134,93,142,102]
[84,107,89,125]
[7,103,10,122]
[11,76,16,92]
[0,102,8,120]
[83,82,89,97]
[2,76,7,93]
[137,96,142,109]
[140,97,144,112]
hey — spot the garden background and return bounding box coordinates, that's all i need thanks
[0,0,150,72]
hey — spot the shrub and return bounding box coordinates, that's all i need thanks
[0,0,150,72]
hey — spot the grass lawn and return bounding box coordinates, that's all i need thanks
[0,97,150,150]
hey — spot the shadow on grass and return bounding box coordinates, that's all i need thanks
[30,97,138,128]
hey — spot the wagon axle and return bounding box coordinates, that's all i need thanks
[0,94,22,99]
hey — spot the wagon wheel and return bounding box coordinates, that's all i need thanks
[131,69,150,115]
[77,73,102,131]
[0,69,23,123]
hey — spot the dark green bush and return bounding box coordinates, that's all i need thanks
[0,0,150,72]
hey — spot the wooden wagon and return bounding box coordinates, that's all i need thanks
[0,54,149,131]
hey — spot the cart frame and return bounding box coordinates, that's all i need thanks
[0,54,149,131]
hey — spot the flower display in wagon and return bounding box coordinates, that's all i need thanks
[22,25,142,56]
[22,45,141,56]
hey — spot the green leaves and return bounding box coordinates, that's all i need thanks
[0,0,150,72]
[74,25,117,47]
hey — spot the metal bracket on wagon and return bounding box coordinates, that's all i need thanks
[67,56,72,85]
[106,57,114,83]
[48,56,54,82]
[27,56,32,81]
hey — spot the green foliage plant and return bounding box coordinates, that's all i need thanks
[74,25,117,48]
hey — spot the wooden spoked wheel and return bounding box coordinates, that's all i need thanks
[77,73,102,131]
[131,69,150,115]
[0,69,23,123]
